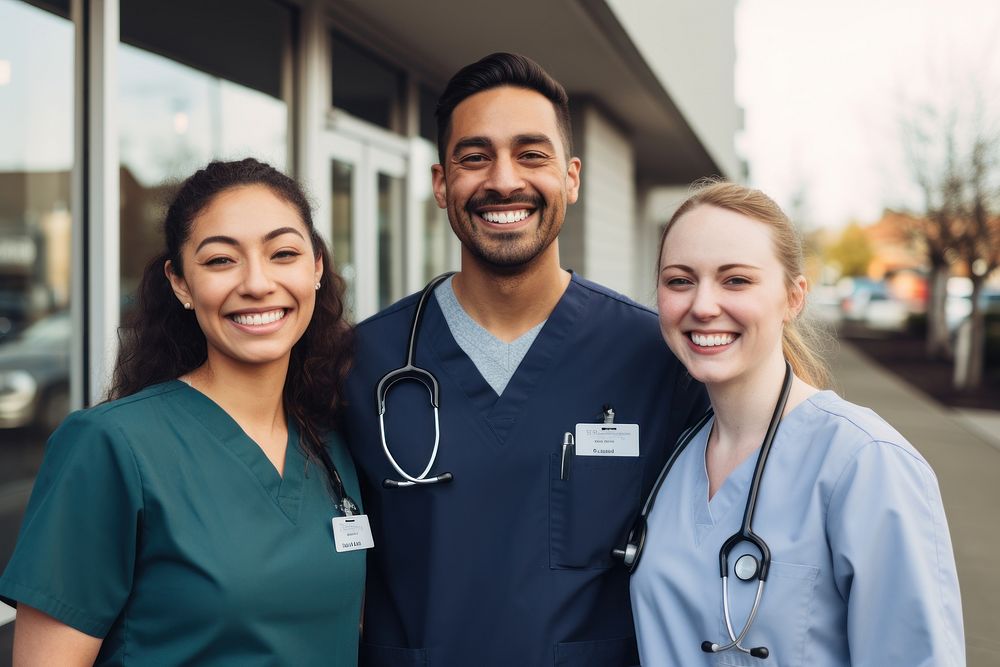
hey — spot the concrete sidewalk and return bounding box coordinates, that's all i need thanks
[830,342,1000,666]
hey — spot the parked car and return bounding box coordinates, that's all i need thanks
[946,289,1000,332]
[0,310,70,432]
[839,278,886,322]
[861,292,910,332]
[838,278,910,331]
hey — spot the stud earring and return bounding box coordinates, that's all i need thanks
[183,302,192,310]
[315,281,321,291]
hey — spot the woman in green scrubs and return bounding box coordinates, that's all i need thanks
[0,158,364,665]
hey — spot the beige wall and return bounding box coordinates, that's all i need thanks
[581,106,635,297]
[634,185,694,307]
[561,103,637,298]
[605,0,741,181]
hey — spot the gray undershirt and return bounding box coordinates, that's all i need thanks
[434,275,545,396]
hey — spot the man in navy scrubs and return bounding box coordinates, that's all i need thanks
[343,52,705,667]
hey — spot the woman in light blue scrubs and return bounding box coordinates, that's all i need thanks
[0,159,364,665]
[630,182,964,665]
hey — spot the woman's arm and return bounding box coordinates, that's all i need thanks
[13,605,102,667]
[828,440,965,666]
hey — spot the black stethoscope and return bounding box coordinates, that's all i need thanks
[613,361,793,660]
[375,272,456,489]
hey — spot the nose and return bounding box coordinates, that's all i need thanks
[690,283,721,320]
[238,257,276,297]
[484,152,526,197]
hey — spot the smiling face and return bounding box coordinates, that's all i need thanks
[657,204,805,390]
[432,85,581,272]
[166,185,322,372]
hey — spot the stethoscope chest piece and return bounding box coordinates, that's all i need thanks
[734,554,760,582]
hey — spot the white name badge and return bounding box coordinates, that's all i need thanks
[575,423,640,457]
[332,515,375,553]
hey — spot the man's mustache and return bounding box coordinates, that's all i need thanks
[465,194,543,211]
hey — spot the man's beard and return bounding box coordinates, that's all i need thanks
[456,193,560,269]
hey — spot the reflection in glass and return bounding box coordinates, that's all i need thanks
[118,42,288,311]
[419,85,439,143]
[0,0,73,444]
[424,199,452,282]
[378,173,405,310]
[411,137,453,282]
[0,0,74,642]
[331,33,404,131]
[332,160,355,317]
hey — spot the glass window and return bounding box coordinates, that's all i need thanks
[377,173,405,309]
[410,138,455,282]
[419,84,440,144]
[331,160,355,317]
[118,0,292,310]
[120,0,288,99]
[0,0,73,651]
[424,198,452,282]
[331,33,404,131]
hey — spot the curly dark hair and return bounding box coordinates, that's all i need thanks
[108,158,353,490]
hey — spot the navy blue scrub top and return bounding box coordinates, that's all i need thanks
[344,274,706,667]
[0,381,365,666]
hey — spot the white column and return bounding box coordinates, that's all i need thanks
[72,0,119,407]
[296,0,331,243]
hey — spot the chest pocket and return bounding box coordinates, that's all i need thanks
[714,560,820,666]
[548,452,643,569]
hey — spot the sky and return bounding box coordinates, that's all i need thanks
[736,0,1000,231]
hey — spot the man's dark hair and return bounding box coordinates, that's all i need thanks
[435,52,573,164]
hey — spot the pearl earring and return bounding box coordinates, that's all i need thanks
[315,281,321,291]
[183,302,192,310]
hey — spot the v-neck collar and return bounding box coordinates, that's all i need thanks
[424,273,589,446]
[169,380,305,523]
[691,394,819,545]
[691,417,758,546]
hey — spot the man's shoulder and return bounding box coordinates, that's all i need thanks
[570,274,657,321]
[354,292,422,331]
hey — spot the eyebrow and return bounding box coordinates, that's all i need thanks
[195,227,305,253]
[450,133,556,157]
[512,133,555,150]
[660,263,762,273]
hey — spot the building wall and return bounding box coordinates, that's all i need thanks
[634,185,693,307]
[605,0,740,181]
[577,104,636,297]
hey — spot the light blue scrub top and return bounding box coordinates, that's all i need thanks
[630,391,964,667]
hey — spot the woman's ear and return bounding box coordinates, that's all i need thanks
[786,275,808,322]
[164,260,193,309]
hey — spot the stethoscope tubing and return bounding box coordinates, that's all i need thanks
[378,407,443,486]
[616,361,793,660]
[376,272,457,489]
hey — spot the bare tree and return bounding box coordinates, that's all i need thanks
[897,89,1000,389]
[952,130,1000,389]
[899,105,961,359]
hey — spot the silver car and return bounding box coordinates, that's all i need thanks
[0,310,70,432]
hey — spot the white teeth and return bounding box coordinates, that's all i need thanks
[691,332,736,347]
[481,209,530,224]
[232,309,285,326]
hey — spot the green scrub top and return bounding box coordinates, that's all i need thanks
[0,380,365,666]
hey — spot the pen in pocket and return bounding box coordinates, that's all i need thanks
[560,432,575,480]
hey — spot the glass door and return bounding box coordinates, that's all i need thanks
[321,128,407,321]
